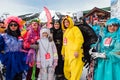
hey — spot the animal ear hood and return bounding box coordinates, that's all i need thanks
[40,27,50,38]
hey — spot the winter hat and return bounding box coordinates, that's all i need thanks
[40,27,50,38]
[30,18,40,24]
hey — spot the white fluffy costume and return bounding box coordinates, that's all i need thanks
[37,27,58,80]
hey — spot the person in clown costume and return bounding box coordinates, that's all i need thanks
[0,16,28,80]
[23,18,40,80]
[61,16,84,80]
[90,18,120,80]
[92,18,101,36]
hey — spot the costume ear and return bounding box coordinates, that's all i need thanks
[80,17,89,26]
[50,16,55,24]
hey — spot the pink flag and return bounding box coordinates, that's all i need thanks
[44,6,52,28]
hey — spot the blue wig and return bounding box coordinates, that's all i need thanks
[106,18,120,26]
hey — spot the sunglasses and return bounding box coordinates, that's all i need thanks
[9,24,18,27]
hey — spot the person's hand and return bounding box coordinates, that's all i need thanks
[91,52,106,59]
[37,62,41,68]
[74,52,79,58]
[30,44,38,50]
[53,59,58,69]
[35,36,39,40]
[23,42,30,49]
[0,50,5,54]
[62,55,65,60]
[31,39,35,44]
[52,65,56,69]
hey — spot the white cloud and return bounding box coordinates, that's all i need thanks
[0,0,40,16]
[0,0,110,17]
[45,0,110,12]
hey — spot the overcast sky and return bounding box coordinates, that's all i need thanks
[0,0,110,16]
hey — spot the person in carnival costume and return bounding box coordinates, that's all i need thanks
[90,18,120,80]
[0,34,5,80]
[92,18,101,37]
[61,15,84,80]
[23,18,40,80]
[36,27,58,80]
[0,20,6,34]
[0,16,28,80]
[50,19,65,80]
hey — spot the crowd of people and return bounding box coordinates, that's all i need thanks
[0,15,120,80]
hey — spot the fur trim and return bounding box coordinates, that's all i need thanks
[4,16,23,29]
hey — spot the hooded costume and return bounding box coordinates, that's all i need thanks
[50,19,64,79]
[93,18,120,80]
[61,16,84,80]
[23,18,40,80]
[37,27,58,80]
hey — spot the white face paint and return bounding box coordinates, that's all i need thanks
[31,22,39,30]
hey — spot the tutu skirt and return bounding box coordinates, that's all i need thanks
[0,51,28,80]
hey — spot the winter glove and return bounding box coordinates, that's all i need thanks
[37,61,41,68]
[53,59,58,69]
[89,48,106,59]
[30,44,39,51]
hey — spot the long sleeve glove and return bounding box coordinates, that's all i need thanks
[30,44,39,52]
[89,48,106,59]
[53,59,58,69]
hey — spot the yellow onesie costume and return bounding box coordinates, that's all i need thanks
[61,16,84,80]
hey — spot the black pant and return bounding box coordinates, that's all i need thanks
[13,72,22,80]
[26,67,40,80]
